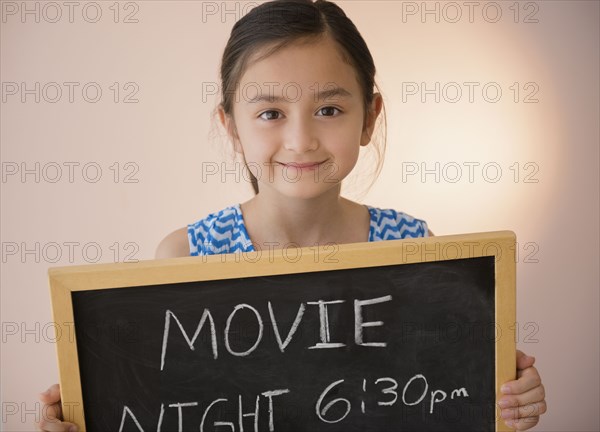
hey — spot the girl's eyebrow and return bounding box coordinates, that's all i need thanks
[245,86,352,104]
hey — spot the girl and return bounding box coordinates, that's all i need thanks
[38,0,546,430]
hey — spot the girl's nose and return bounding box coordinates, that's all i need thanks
[284,117,318,153]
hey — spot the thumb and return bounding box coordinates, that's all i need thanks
[516,349,535,370]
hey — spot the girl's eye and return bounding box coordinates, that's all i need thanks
[317,106,341,116]
[259,110,281,121]
[259,107,341,120]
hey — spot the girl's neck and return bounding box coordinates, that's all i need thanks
[240,187,369,250]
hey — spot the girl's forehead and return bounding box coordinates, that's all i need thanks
[238,38,360,95]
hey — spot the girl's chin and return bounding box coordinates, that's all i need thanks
[259,182,341,201]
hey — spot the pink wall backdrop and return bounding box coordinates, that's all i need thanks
[2,1,598,430]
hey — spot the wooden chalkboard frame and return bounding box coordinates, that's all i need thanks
[48,231,516,432]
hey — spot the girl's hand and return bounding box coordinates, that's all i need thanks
[37,384,79,432]
[499,350,547,430]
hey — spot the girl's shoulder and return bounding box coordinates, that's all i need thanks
[155,226,189,259]
[187,203,253,256]
[365,205,429,240]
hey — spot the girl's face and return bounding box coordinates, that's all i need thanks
[222,36,381,200]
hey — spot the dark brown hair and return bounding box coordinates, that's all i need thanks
[218,0,387,195]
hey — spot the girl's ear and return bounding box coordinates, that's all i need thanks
[360,93,383,147]
[218,105,243,154]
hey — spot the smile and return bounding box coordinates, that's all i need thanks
[280,160,326,169]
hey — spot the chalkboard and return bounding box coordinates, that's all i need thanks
[49,231,516,432]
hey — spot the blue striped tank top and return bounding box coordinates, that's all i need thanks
[188,203,428,256]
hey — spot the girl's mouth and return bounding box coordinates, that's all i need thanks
[280,160,326,169]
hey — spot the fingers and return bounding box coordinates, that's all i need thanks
[499,384,547,426]
[39,384,61,405]
[36,418,79,432]
[36,402,78,432]
[500,381,546,408]
[37,383,78,431]
[502,365,542,395]
[39,383,63,422]
[505,415,541,431]
[516,350,535,371]
[41,403,62,423]
[499,358,546,432]
[500,399,547,422]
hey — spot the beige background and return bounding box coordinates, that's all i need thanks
[1,1,598,430]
